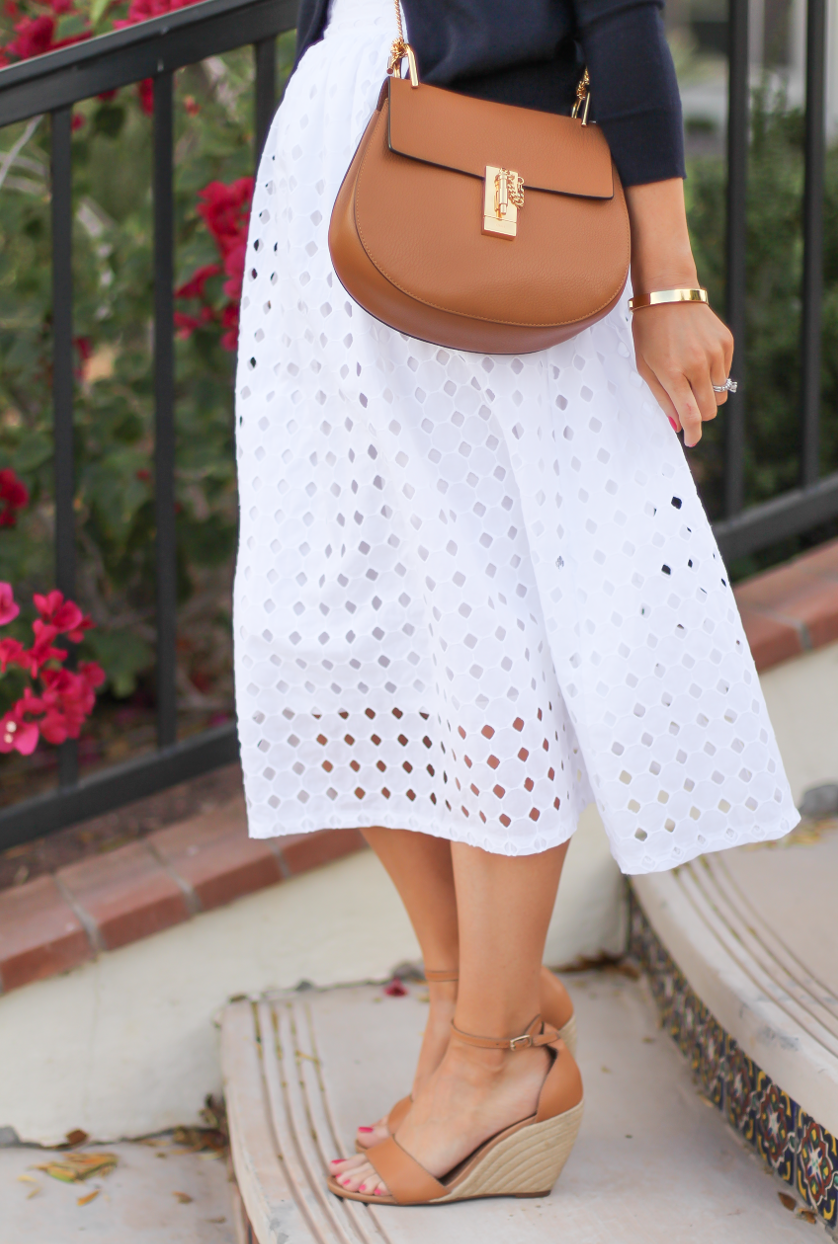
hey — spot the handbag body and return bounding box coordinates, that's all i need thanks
[328,37,631,355]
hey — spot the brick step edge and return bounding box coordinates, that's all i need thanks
[0,808,365,995]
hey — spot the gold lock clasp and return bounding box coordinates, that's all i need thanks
[483,166,524,238]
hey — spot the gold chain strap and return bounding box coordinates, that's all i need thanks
[387,0,419,85]
[388,2,587,111]
[388,0,407,73]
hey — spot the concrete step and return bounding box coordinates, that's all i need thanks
[632,816,838,1233]
[0,1137,236,1242]
[221,974,820,1242]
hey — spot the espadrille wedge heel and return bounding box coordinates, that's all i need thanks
[330,1015,584,1206]
[355,966,576,1152]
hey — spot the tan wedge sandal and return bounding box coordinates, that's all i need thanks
[355,965,576,1151]
[330,1015,584,1205]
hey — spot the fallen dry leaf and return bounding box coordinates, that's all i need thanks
[36,1153,118,1184]
[778,1192,796,1211]
[77,1190,100,1207]
[63,1129,89,1148]
[797,1209,817,1224]
[173,1191,194,1204]
[17,1174,37,1183]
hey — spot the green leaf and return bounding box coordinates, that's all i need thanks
[83,630,154,698]
[89,0,112,29]
[93,104,126,140]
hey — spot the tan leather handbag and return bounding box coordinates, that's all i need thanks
[328,5,631,355]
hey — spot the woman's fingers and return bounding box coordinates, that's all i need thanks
[686,354,721,423]
[636,357,681,431]
[707,344,730,407]
[661,372,703,446]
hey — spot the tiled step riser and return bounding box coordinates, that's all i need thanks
[630,889,838,1233]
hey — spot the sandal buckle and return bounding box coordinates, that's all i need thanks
[509,1033,532,1051]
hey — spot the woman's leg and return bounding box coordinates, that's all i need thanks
[335,839,572,1194]
[351,828,459,1149]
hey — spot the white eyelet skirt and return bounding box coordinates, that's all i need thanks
[232,0,798,872]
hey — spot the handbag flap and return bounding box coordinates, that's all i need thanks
[387,76,614,200]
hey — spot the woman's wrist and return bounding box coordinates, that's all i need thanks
[624,179,698,297]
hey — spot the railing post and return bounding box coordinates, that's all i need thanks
[724,0,749,519]
[51,105,79,789]
[253,36,276,166]
[153,72,178,749]
[800,0,826,488]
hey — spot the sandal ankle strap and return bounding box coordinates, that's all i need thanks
[451,1014,559,1051]
[423,967,459,983]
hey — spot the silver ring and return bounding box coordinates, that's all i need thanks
[712,378,738,393]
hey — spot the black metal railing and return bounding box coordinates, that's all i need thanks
[0,0,295,848]
[0,0,833,849]
[714,0,834,558]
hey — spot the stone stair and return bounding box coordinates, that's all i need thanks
[221,975,822,1242]
[632,814,838,1232]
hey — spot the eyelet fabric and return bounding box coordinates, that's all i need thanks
[233,0,798,872]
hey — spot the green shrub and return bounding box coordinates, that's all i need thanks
[685,88,838,574]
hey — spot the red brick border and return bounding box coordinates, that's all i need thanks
[0,798,365,996]
[1,538,836,997]
[734,538,838,671]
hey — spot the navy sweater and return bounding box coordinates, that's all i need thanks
[293,0,685,187]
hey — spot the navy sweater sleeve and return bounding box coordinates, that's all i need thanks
[576,1,685,185]
[294,0,685,187]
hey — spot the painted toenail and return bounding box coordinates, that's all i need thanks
[358,1126,373,1132]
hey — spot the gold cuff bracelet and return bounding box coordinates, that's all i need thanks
[628,288,709,311]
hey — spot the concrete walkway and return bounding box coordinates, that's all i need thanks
[0,1137,236,1243]
[223,972,824,1242]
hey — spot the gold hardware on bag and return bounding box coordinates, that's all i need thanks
[571,68,591,125]
[483,166,525,238]
[388,1,419,87]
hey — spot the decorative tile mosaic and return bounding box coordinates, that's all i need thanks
[629,889,838,1230]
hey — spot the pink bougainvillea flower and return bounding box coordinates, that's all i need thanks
[6,14,56,59]
[79,661,106,690]
[0,582,20,626]
[0,586,103,758]
[0,468,29,528]
[220,302,240,352]
[33,590,92,639]
[197,177,253,259]
[222,237,246,302]
[383,979,408,997]
[23,620,67,674]
[0,710,39,755]
[173,178,252,352]
[175,263,221,302]
[137,76,154,115]
[0,637,26,672]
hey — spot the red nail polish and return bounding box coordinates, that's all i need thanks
[357,1126,373,1132]
[668,417,678,430]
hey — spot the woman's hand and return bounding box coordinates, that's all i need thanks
[624,179,735,448]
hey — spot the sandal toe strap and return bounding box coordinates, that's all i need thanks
[366,1137,446,1205]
